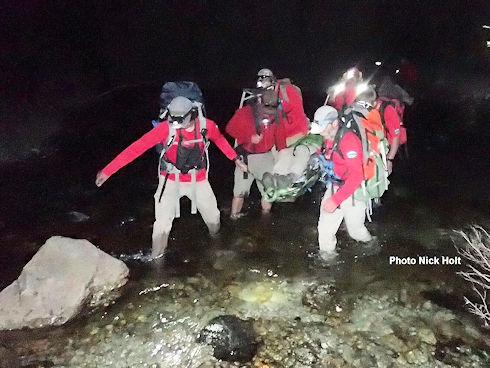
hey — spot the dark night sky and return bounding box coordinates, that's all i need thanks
[1,0,489,95]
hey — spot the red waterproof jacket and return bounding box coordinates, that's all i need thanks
[378,97,407,145]
[102,118,237,182]
[275,84,308,150]
[225,105,276,153]
[323,132,364,206]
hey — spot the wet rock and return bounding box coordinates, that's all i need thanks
[418,328,437,345]
[0,346,19,368]
[197,315,257,363]
[301,283,338,312]
[212,250,237,271]
[0,236,129,330]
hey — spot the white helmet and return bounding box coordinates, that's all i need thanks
[310,106,338,134]
[256,68,276,89]
[167,96,194,128]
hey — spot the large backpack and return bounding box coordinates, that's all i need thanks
[334,103,389,204]
[276,78,302,103]
[152,81,206,154]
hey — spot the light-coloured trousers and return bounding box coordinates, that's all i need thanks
[318,184,372,253]
[272,145,313,177]
[233,151,274,198]
[152,176,220,257]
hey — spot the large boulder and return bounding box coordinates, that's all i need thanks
[0,236,129,330]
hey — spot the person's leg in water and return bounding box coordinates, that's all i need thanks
[317,184,343,258]
[252,151,275,214]
[341,197,372,243]
[231,163,254,219]
[152,177,178,259]
[195,179,221,235]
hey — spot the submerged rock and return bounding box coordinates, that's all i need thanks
[0,236,129,330]
[197,315,257,362]
[302,282,338,312]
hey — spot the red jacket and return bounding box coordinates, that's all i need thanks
[378,97,407,145]
[225,105,276,153]
[102,118,237,182]
[323,131,364,206]
[275,84,308,150]
[330,87,356,111]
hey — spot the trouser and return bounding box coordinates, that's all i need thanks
[152,176,220,258]
[317,184,372,253]
[272,145,313,177]
[233,151,275,198]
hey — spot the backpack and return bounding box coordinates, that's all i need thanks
[276,78,302,103]
[152,81,206,154]
[379,99,407,145]
[334,103,389,204]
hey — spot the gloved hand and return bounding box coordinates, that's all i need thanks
[95,171,109,187]
[235,158,248,173]
[251,134,263,144]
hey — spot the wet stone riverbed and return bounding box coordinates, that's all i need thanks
[0,87,489,367]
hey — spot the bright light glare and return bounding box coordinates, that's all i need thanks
[346,69,356,79]
[487,41,490,48]
[395,69,400,74]
[333,83,345,95]
[375,61,382,66]
[483,25,490,29]
[355,83,369,96]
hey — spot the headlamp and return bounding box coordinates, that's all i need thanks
[169,109,193,128]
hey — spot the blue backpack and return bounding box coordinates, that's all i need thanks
[152,81,205,153]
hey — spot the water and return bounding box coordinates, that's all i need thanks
[0,86,489,367]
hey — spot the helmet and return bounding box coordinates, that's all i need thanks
[310,106,338,134]
[256,68,276,89]
[167,96,194,128]
[343,67,362,82]
[257,68,274,78]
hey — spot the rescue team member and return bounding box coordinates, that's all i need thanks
[225,89,278,218]
[255,68,310,190]
[377,76,414,172]
[376,96,401,175]
[95,96,247,259]
[327,67,363,112]
[310,105,372,259]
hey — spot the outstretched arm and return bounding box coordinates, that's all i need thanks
[95,123,169,186]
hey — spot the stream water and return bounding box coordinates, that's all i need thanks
[0,86,489,367]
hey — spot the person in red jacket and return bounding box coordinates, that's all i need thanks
[95,96,247,259]
[226,90,278,218]
[327,67,363,112]
[377,76,414,173]
[310,105,372,259]
[255,68,310,191]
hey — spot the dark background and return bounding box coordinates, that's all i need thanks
[2,0,489,98]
